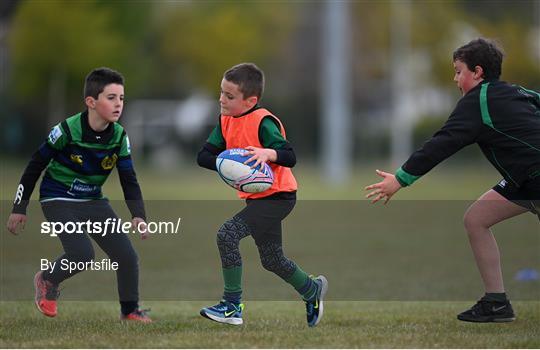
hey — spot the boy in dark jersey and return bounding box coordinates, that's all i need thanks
[197,63,328,327]
[6,67,151,322]
[366,38,540,323]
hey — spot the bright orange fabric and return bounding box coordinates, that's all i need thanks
[220,108,297,199]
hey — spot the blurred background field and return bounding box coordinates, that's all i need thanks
[0,156,504,200]
[1,1,539,182]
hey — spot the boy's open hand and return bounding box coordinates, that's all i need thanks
[243,146,277,170]
[7,213,27,235]
[132,217,148,240]
[365,170,402,204]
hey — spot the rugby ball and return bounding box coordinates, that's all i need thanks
[216,148,274,193]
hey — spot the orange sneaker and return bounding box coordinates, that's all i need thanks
[34,271,59,317]
[120,308,152,323]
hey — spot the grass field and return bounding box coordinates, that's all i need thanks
[1,301,540,348]
[1,159,539,348]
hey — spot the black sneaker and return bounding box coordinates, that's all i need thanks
[457,298,515,323]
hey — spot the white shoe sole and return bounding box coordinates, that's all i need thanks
[202,310,243,325]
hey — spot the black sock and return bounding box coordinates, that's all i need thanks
[484,292,507,302]
[120,301,139,315]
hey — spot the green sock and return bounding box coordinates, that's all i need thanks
[222,266,242,303]
[285,266,317,301]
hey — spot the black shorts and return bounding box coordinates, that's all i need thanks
[493,178,540,216]
[234,192,296,245]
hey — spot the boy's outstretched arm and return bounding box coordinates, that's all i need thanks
[7,143,56,234]
[365,170,402,204]
[365,93,484,205]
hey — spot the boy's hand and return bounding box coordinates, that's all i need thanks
[132,217,148,240]
[243,146,277,170]
[365,169,402,204]
[7,213,27,235]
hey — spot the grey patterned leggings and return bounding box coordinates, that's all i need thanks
[216,216,297,279]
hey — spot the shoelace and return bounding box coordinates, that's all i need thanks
[213,301,227,310]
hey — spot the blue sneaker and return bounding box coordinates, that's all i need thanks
[305,275,328,327]
[200,300,244,325]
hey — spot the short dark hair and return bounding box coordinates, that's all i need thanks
[84,67,124,98]
[453,38,504,80]
[223,63,264,99]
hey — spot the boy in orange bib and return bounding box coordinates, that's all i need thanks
[197,63,328,327]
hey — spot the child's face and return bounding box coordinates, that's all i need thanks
[87,83,124,122]
[453,59,482,96]
[219,79,257,116]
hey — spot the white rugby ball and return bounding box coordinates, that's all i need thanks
[216,148,274,193]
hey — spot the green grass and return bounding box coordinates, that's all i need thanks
[2,199,538,302]
[1,159,539,348]
[1,301,539,348]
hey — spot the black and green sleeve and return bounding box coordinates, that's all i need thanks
[11,123,66,214]
[116,134,146,220]
[197,123,226,171]
[259,116,296,168]
[396,90,483,187]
